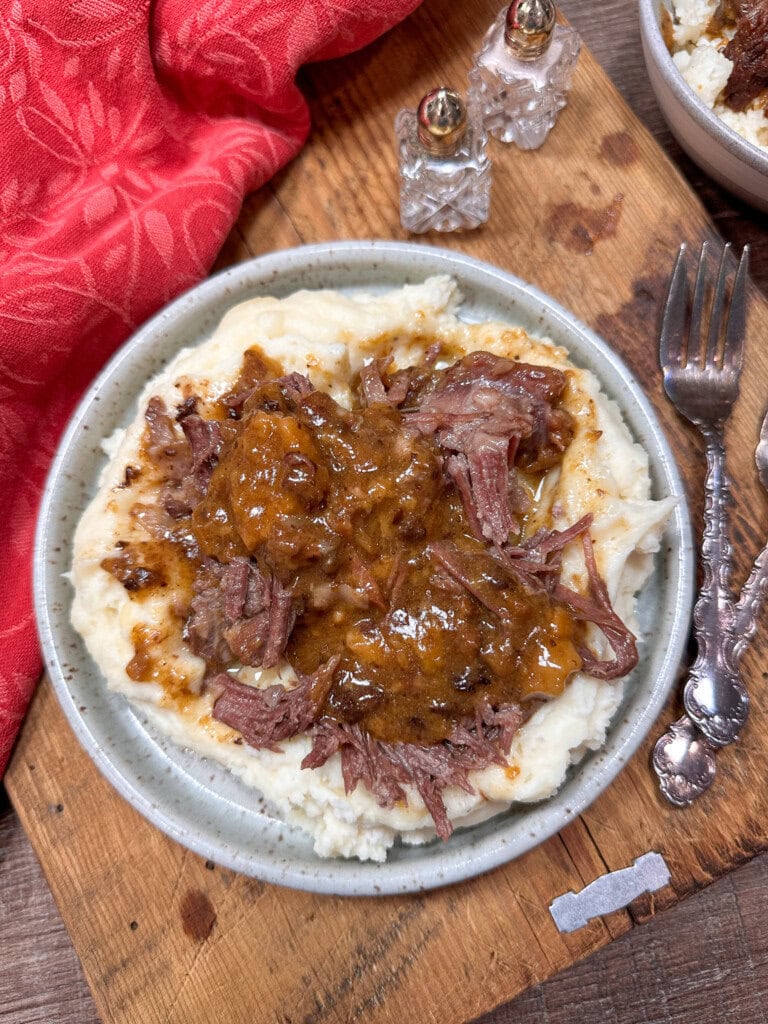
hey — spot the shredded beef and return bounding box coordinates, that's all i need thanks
[212,665,524,839]
[444,454,484,540]
[211,656,339,752]
[159,414,222,519]
[180,414,223,492]
[224,616,269,666]
[262,579,297,668]
[143,397,222,519]
[222,388,254,416]
[184,557,295,669]
[184,560,234,663]
[723,1,768,112]
[406,352,572,547]
[301,701,525,840]
[144,397,191,481]
[429,517,594,607]
[492,515,595,592]
[359,361,389,405]
[359,360,412,407]
[221,558,250,620]
[428,542,511,617]
[552,531,639,680]
[506,516,638,678]
[222,370,314,417]
[175,396,198,421]
[279,372,315,405]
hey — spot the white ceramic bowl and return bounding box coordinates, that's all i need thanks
[36,242,693,895]
[639,0,768,211]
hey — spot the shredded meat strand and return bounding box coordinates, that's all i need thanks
[406,353,571,546]
[184,558,295,669]
[359,359,413,407]
[552,532,638,680]
[211,656,339,752]
[300,701,525,840]
[723,1,768,112]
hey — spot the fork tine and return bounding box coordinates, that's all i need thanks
[723,245,750,375]
[705,243,732,367]
[688,241,709,368]
[660,244,688,370]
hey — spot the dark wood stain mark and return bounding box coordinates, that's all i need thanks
[349,920,443,1021]
[100,954,131,988]
[594,271,668,352]
[545,194,624,255]
[301,899,429,1024]
[179,889,216,943]
[591,234,679,359]
[600,131,639,167]
[239,876,266,905]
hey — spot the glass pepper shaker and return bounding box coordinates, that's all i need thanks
[395,86,491,234]
[468,0,581,151]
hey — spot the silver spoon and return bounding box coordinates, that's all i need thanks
[654,405,768,806]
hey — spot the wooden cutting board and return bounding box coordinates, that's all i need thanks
[8,1,768,1021]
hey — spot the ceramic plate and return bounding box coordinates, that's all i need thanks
[35,241,694,895]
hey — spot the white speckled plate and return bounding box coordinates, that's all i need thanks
[35,241,694,896]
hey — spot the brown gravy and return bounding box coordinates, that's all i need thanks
[101,539,195,601]
[188,364,581,745]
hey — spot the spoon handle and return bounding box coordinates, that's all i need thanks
[731,541,768,664]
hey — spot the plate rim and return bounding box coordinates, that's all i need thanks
[34,240,694,895]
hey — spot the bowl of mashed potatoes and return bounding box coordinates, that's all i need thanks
[36,241,693,895]
[640,0,768,210]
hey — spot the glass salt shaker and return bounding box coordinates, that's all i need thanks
[395,86,491,234]
[468,0,581,151]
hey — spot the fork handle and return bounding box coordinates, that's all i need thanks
[683,423,748,745]
[694,424,737,640]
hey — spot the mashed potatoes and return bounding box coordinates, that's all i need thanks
[71,277,674,861]
[669,0,768,152]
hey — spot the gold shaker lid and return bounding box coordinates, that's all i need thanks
[417,87,467,155]
[504,0,556,60]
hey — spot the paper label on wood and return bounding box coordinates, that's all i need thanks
[550,852,671,933]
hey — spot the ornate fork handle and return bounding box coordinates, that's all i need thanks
[682,422,749,747]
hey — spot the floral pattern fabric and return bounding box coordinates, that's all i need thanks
[0,0,420,774]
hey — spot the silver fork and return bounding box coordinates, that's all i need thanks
[652,242,750,806]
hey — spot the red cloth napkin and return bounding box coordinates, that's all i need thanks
[0,0,421,776]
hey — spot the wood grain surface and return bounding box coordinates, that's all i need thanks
[5,1,768,1021]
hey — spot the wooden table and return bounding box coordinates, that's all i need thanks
[4,2,768,1021]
